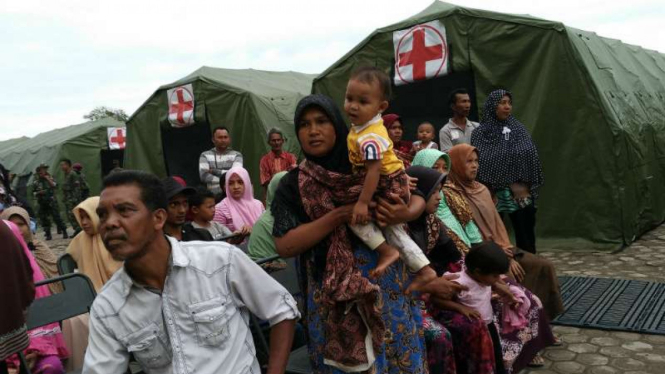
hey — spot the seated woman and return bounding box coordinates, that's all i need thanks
[66,196,123,293]
[247,171,287,266]
[382,113,413,167]
[272,94,455,373]
[404,166,495,374]
[3,220,69,374]
[1,206,63,294]
[214,166,265,241]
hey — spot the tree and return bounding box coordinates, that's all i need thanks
[83,106,129,122]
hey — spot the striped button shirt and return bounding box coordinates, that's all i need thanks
[198,148,243,194]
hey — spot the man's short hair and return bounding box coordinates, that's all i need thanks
[448,88,469,106]
[212,126,230,136]
[60,158,72,167]
[267,128,284,142]
[102,170,167,212]
[350,66,392,101]
[189,188,215,208]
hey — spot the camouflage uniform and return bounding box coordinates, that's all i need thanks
[32,167,67,238]
[62,170,88,231]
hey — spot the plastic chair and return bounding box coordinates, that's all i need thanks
[17,273,96,374]
[57,253,78,275]
[251,256,312,374]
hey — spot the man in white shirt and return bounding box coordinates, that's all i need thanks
[439,88,479,152]
[83,170,299,374]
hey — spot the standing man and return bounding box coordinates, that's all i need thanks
[259,128,297,197]
[439,88,479,152]
[32,164,68,240]
[199,126,243,198]
[84,170,299,374]
[161,176,213,242]
[60,158,88,234]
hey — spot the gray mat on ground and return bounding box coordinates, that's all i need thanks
[552,276,665,335]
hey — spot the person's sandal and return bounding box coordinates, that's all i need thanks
[552,334,563,346]
[528,353,545,367]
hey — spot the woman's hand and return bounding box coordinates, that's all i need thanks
[235,226,252,237]
[375,193,425,227]
[407,175,418,192]
[458,305,482,321]
[503,247,514,259]
[509,259,525,282]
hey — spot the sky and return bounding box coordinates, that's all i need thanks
[0,0,663,141]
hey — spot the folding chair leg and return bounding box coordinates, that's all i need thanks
[17,351,31,374]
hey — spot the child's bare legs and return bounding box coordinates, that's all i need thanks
[372,241,401,278]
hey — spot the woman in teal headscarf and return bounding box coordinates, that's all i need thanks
[412,149,483,255]
[248,171,288,264]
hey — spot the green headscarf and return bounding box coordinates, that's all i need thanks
[247,171,288,261]
[412,149,451,171]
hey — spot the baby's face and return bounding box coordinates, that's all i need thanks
[417,124,435,142]
[344,79,387,126]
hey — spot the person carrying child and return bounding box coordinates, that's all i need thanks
[412,121,439,154]
[439,241,523,374]
[344,66,432,282]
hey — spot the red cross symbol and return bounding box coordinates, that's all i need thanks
[169,87,194,124]
[395,24,447,83]
[110,128,126,149]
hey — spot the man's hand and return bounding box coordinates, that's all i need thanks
[352,201,370,225]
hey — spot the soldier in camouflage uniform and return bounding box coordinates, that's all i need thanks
[32,163,68,240]
[60,158,88,234]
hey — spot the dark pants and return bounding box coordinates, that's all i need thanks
[510,205,537,254]
[487,322,507,374]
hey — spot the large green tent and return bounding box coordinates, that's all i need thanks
[124,67,316,195]
[0,118,126,217]
[313,1,665,251]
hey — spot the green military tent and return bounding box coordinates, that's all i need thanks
[124,67,316,196]
[313,1,665,251]
[0,117,127,218]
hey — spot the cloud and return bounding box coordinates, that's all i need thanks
[0,0,663,140]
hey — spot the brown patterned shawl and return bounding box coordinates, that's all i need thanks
[298,159,385,370]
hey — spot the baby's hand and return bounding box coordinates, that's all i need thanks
[352,201,370,225]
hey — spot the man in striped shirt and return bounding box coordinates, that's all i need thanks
[198,127,243,197]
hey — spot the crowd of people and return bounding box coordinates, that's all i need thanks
[0,66,563,374]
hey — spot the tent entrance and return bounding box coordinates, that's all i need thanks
[100,149,125,178]
[161,123,212,188]
[388,71,478,143]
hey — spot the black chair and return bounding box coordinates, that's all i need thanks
[57,253,78,275]
[251,256,312,374]
[17,273,96,374]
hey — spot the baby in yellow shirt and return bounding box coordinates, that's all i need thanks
[344,67,432,281]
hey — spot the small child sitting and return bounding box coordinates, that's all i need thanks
[441,241,522,374]
[189,189,234,241]
[412,122,439,153]
[344,66,431,284]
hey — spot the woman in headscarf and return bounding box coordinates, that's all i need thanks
[1,207,63,294]
[405,165,496,374]
[411,149,558,371]
[382,113,413,167]
[271,94,430,373]
[448,143,562,369]
[471,90,543,253]
[0,221,35,374]
[214,166,265,239]
[3,220,68,374]
[412,149,484,255]
[66,196,123,293]
[247,171,287,267]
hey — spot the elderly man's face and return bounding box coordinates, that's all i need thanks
[269,133,284,152]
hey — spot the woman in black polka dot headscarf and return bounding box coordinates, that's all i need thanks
[471,89,543,254]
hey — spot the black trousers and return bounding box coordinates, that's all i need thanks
[509,205,537,254]
[487,322,507,374]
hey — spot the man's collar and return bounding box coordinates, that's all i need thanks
[448,117,470,129]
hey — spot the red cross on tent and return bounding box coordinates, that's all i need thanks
[167,84,195,127]
[108,127,127,150]
[393,20,449,85]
